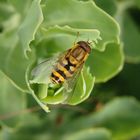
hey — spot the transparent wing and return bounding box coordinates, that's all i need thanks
[31,54,60,84]
[63,63,84,102]
[32,57,57,76]
[31,51,69,84]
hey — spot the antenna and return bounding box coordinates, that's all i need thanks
[73,31,80,45]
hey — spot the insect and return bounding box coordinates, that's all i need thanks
[32,40,91,95]
[51,41,91,84]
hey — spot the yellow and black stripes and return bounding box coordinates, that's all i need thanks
[51,70,65,84]
[51,57,77,84]
[51,41,91,84]
[64,57,77,73]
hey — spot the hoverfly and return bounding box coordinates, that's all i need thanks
[32,40,91,100]
[51,41,91,84]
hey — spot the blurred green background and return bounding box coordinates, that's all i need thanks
[0,0,140,140]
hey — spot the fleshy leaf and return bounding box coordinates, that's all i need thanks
[122,11,140,63]
[0,2,15,23]
[64,97,140,140]
[67,67,95,105]
[18,0,43,58]
[62,128,112,140]
[0,112,51,140]
[135,0,140,8]
[30,65,95,106]
[0,72,26,128]
[0,2,35,92]
[87,43,124,83]
[8,0,32,15]
[94,0,117,16]
[0,31,32,92]
[0,0,123,113]
[41,25,101,48]
[41,0,120,51]
[115,63,140,99]
[30,89,50,112]
[41,86,66,105]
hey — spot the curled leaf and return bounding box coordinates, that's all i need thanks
[41,25,101,48]
[30,65,95,106]
[18,0,43,58]
[41,0,120,51]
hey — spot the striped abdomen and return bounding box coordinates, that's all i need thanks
[51,41,91,84]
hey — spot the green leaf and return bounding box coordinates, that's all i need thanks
[64,97,140,140]
[0,2,15,23]
[0,0,123,113]
[41,25,101,49]
[62,128,112,140]
[122,10,140,63]
[0,113,51,140]
[0,2,35,92]
[28,91,50,112]
[135,0,140,8]
[0,129,3,140]
[87,43,124,83]
[41,0,120,51]
[28,0,122,108]
[67,67,95,105]
[0,71,26,128]
[0,30,32,92]
[30,64,95,107]
[40,87,66,105]
[116,63,140,99]
[8,0,32,15]
[94,0,117,16]
[18,0,43,58]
